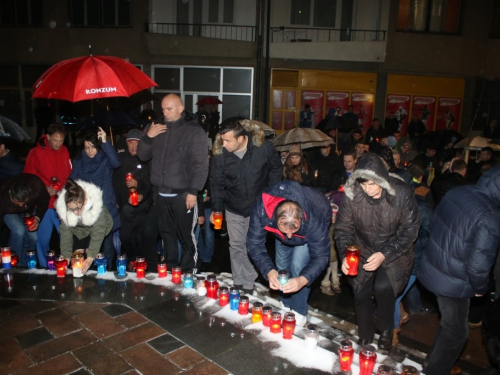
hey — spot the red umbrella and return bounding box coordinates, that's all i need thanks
[32,55,158,102]
[196,97,223,105]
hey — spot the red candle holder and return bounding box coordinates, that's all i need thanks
[262,306,273,327]
[251,302,263,323]
[50,176,61,191]
[346,245,360,276]
[218,286,229,306]
[282,312,296,339]
[172,266,182,284]
[206,274,219,299]
[125,172,134,181]
[157,262,167,278]
[10,254,18,267]
[134,257,146,278]
[270,312,281,333]
[238,296,249,315]
[55,255,67,278]
[129,187,139,206]
[359,345,377,375]
[338,339,354,372]
[23,214,37,231]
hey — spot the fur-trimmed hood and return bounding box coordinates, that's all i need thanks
[55,180,105,227]
[211,119,265,155]
[344,152,397,200]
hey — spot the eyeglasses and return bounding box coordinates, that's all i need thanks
[67,205,83,213]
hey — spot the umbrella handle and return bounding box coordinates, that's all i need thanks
[108,126,114,147]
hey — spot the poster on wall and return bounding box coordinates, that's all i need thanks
[385,94,410,134]
[300,90,324,128]
[351,93,375,130]
[284,112,296,130]
[272,111,283,131]
[412,96,436,132]
[436,97,461,131]
[326,92,350,116]
[272,90,283,110]
[285,90,296,110]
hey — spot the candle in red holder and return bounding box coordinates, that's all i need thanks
[359,345,377,375]
[238,295,249,315]
[50,176,61,191]
[376,365,392,375]
[157,262,167,278]
[338,339,354,372]
[172,266,182,284]
[126,172,134,181]
[251,302,263,323]
[282,312,296,339]
[129,187,139,206]
[206,274,219,299]
[218,286,229,306]
[345,245,360,276]
[23,214,37,231]
[55,255,67,278]
[270,312,281,333]
[10,254,18,267]
[262,306,273,327]
[134,257,146,278]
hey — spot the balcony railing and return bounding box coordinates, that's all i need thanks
[146,23,256,42]
[271,27,386,43]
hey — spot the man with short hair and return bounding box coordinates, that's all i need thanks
[430,158,469,206]
[0,139,24,184]
[0,173,50,266]
[365,118,385,150]
[355,141,367,159]
[311,144,343,193]
[468,146,496,183]
[343,104,358,126]
[299,104,314,128]
[24,124,72,267]
[210,120,282,293]
[384,112,399,136]
[137,94,208,274]
[247,180,331,322]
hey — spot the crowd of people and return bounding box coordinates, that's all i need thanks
[1,95,500,375]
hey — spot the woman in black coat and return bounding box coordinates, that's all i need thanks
[334,153,420,350]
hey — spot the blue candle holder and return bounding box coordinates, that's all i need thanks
[46,250,55,271]
[95,253,107,274]
[183,272,194,289]
[229,287,240,311]
[278,270,290,287]
[26,250,37,269]
[115,254,127,279]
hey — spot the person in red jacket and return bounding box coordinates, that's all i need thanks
[24,124,72,267]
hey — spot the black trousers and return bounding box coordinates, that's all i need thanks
[352,266,395,340]
[154,193,199,274]
[119,205,148,261]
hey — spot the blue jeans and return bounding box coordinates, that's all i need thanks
[197,208,215,263]
[394,274,417,329]
[36,209,60,268]
[275,240,310,316]
[4,214,37,267]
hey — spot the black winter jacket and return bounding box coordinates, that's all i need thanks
[430,171,469,207]
[334,153,420,296]
[247,180,331,285]
[418,166,500,298]
[210,122,282,217]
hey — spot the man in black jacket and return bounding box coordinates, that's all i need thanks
[430,158,469,206]
[137,94,208,274]
[210,120,282,293]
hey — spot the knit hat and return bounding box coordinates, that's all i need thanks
[126,129,143,141]
[288,144,301,155]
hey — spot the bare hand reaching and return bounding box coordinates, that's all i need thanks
[147,123,167,138]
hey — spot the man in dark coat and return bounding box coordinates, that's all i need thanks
[430,158,469,206]
[335,153,420,350]
[0,173,50,266]
[311,144,343,193]
[0,139,24,184]
[210,120,282,293]
[247,180,331,321]
[417,166,500,375]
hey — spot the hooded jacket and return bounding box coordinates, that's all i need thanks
[24,135,72,209]
[55,180,113,260]
[210,122,282,217]
[334,153,420,296]
[247,180,331,285]
[418,166,500,298]
[70,141,121,231]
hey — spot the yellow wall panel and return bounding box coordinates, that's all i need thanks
[387,74,465,97]
[300,70,377,92]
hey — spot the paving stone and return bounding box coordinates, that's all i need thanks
[15,326,54,349]
[104,322,166,352]
[0,300,57,323]
[115,311,147,328]
[69,369,93,375]
[27,329,96,362]
[166,346,206,369]
[148,333,184,355]
[121,343,180,374]
[101,304,132,317]
[36,307,83,337]
[14,353,82,375]
[0,337,33,374]
[0,315,41,339]
[61,302,108,316]
[181,360,229,375]
[73,341,132,375]
[76,308,126,338]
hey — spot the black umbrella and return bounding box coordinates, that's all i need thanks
[0,115,31,142]
[80,111,142,130]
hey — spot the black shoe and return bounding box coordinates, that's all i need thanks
[233,284,243,291]
[409,306,434,315]
[357,337,373,346]
[242,288,254,295]
[378,330,393,350]
[201,262,212,272]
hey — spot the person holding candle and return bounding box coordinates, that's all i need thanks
[0,173,50,266]
[247,180,331,325]
[334,152,420,350]
[55,179,113,275]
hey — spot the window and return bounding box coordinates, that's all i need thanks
[291,0,311,25]
[0,0,42,26]
[208,0,218,23]
[397,0,461,34]
[313,0,336,28]
[69,0,131,27]
[490,0,500,38]
[223,0,233,24]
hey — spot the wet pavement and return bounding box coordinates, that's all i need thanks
[0,235,493,375]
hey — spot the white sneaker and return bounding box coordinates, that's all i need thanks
[292,310,308,328]
[279,301,290,311]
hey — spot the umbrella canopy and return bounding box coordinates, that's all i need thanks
[80,111,142,130]
[272,128,334,151]
[196,97,223,106]
[32,55,158,102]
[0,116,31,142]
[454,136,500,151]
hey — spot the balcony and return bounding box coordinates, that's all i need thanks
[146,23,256,42]
[271,27,386,43]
